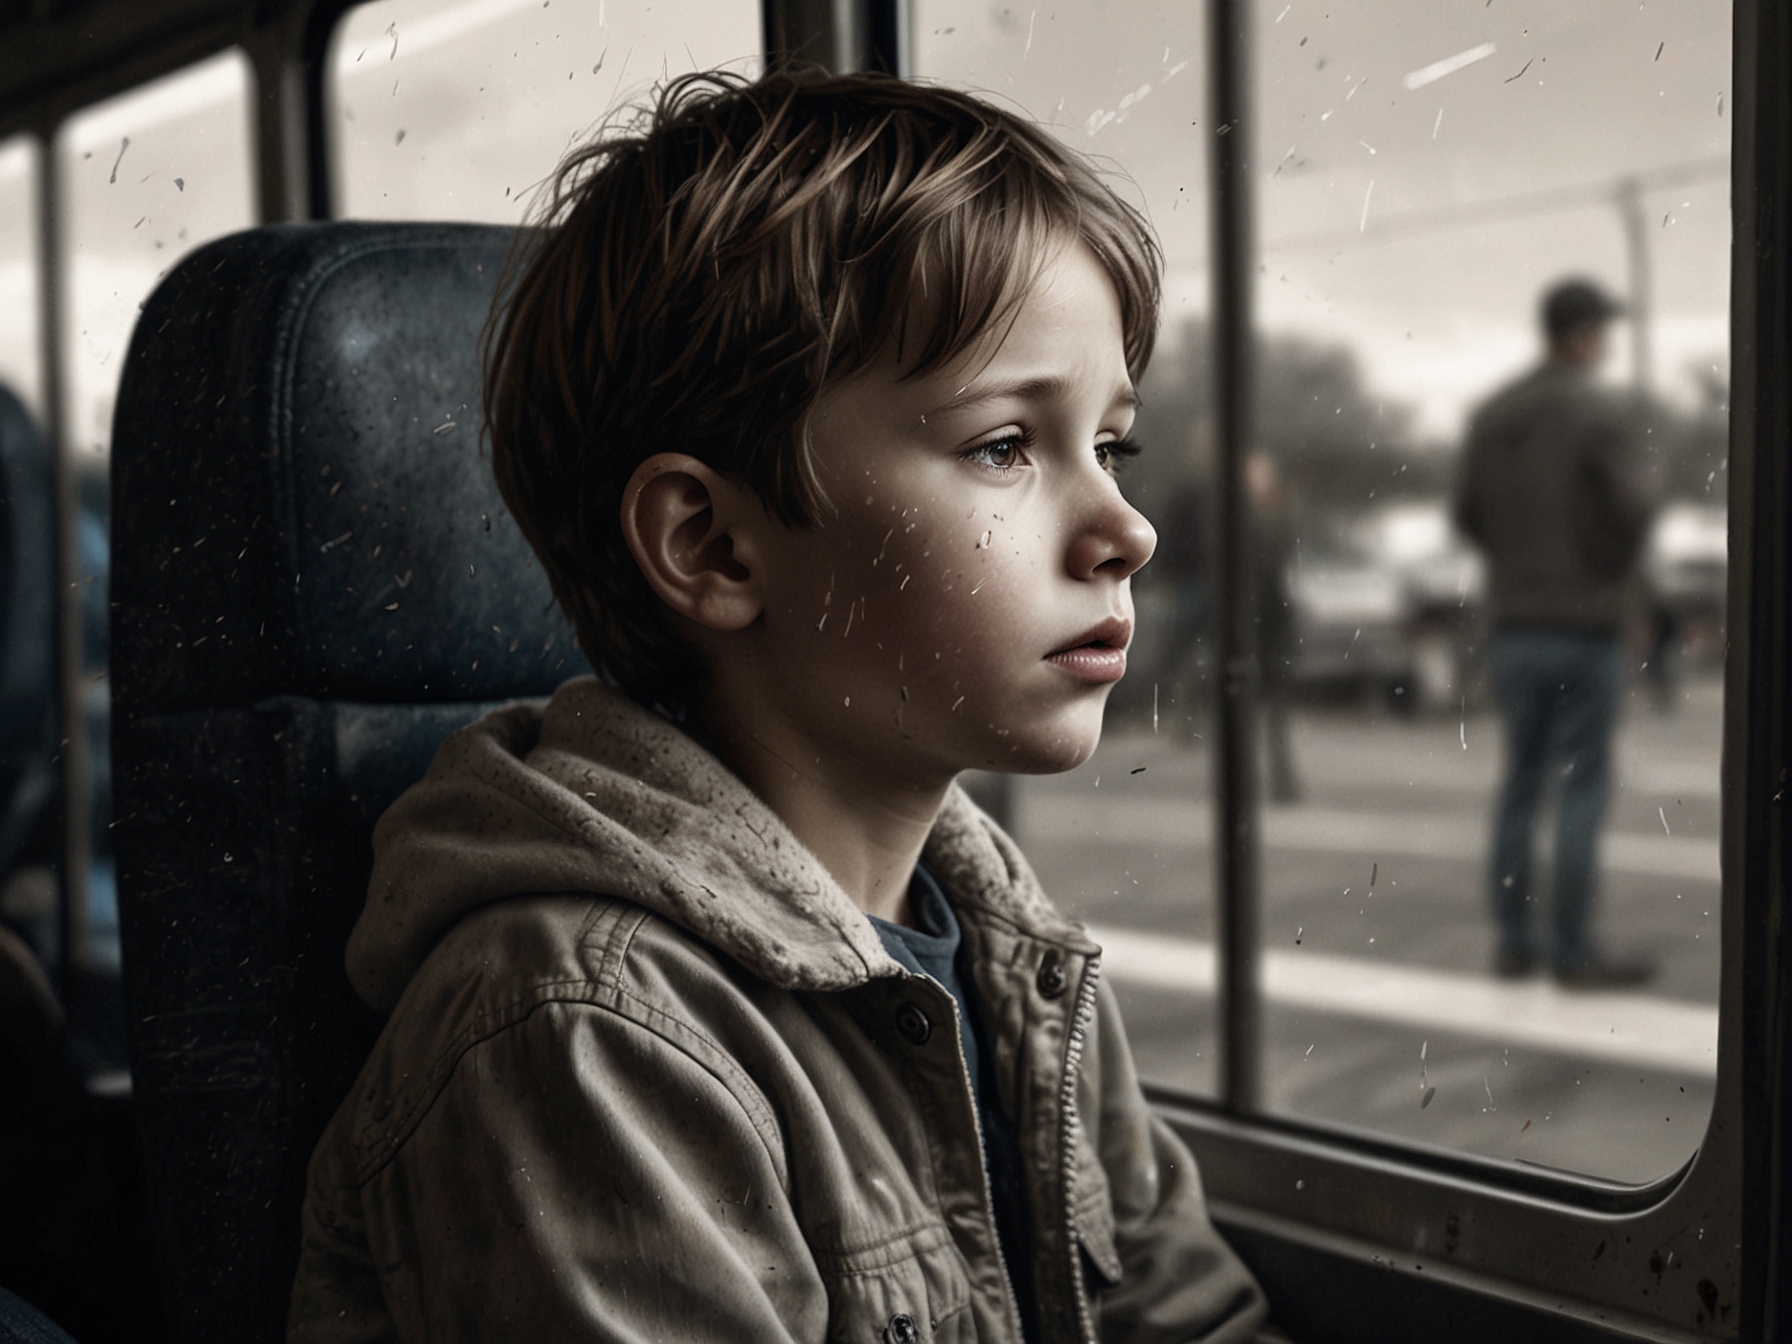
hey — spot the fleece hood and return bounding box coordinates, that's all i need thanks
[347,676,1081,1015]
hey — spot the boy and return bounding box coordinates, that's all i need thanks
[289,68,1268,1342]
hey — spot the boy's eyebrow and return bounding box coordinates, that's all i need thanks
[925,374,1140,419]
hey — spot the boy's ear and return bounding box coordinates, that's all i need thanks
[620,454,765,632]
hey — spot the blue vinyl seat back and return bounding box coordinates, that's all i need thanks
[0,1285,80,1344]
[109,222,586,1344]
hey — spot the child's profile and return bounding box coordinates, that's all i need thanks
[288,66,1268,1343]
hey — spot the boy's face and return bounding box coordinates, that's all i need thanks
[736,240,1156,785]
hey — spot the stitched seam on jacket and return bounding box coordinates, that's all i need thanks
[603,903,787,1160]
[353,903,789,1186]
[352,975,620,1171]
[603,978,787,1170]
[359,890,613,1080]
[808,1220,958,1276]
[352,991,788,1193]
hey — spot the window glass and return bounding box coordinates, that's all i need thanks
[0,137,41,415]
[330,0,762,222]
[1251,2,1727,1182]
[57,49,258,968]
[912,2,1218,1096]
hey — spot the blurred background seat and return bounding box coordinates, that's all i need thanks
[0,384,58,955]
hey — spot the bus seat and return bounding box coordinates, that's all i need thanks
[0,1285,80,1344]
[0,385,55,896]
[109,222,586,1344]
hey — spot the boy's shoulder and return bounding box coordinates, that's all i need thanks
[342,888,806,1179]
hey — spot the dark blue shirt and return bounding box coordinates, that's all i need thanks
[868,865,1039,1343]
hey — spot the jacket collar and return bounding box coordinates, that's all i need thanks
[349,676,1093,1012]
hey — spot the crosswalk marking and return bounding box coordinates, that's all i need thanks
[1086,923,1719,1076]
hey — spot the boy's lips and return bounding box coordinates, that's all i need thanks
[1044,616,1132,683]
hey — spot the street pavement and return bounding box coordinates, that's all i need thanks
[995,672,1724,1187]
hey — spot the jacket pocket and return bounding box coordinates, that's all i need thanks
[818,1223,973,1344]
[1075,1193,1124,1291]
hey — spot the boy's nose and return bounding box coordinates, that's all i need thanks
[1067,490,1157,581]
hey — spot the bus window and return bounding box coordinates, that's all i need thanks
[0,137,41,415]
[328,0,762,223]
[911,1,1219,1098]
[56,48,257,969]
[916,2,1729,1187]
[1248,1,1728,1183]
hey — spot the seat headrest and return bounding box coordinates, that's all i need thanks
[111,222,588,717]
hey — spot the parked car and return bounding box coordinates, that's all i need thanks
[1282,533,1417,706]
[1644,501,1727,628]
[1349,499,1488,712]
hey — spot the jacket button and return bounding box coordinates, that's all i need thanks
[1037,950,1068,998]
[894,1002,932,1045]
[884,1312,920,1344]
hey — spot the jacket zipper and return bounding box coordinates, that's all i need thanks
[924,972,1028,1344]
[1058,953,1101,1344]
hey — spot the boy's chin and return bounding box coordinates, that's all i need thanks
[964,705,1107,776]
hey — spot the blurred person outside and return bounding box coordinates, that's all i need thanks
[1453,278,1654,988]
[1250,450,1301,803]
[1144,474,1212,743]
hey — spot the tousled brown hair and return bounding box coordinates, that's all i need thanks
[484,67,1162,707]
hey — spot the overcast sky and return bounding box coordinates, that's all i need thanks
[916,0,1731,437]
[0,0,1732,451]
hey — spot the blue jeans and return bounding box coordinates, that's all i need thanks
[1487,626,1624,971]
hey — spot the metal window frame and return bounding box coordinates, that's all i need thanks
[1160,1,1777,1339]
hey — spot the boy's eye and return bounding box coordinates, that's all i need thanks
[963,433,1031,471]
[1096,437,1144,473]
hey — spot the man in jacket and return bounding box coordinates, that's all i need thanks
[1454,278,1654,988]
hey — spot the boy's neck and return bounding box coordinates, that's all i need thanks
[694,701,950,929]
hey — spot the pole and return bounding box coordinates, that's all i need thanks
[37,137,92,988]
[1207,0,1263,1112]
[1616,175,1654,394]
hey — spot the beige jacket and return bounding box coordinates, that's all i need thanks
[288,678,1266,1343]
